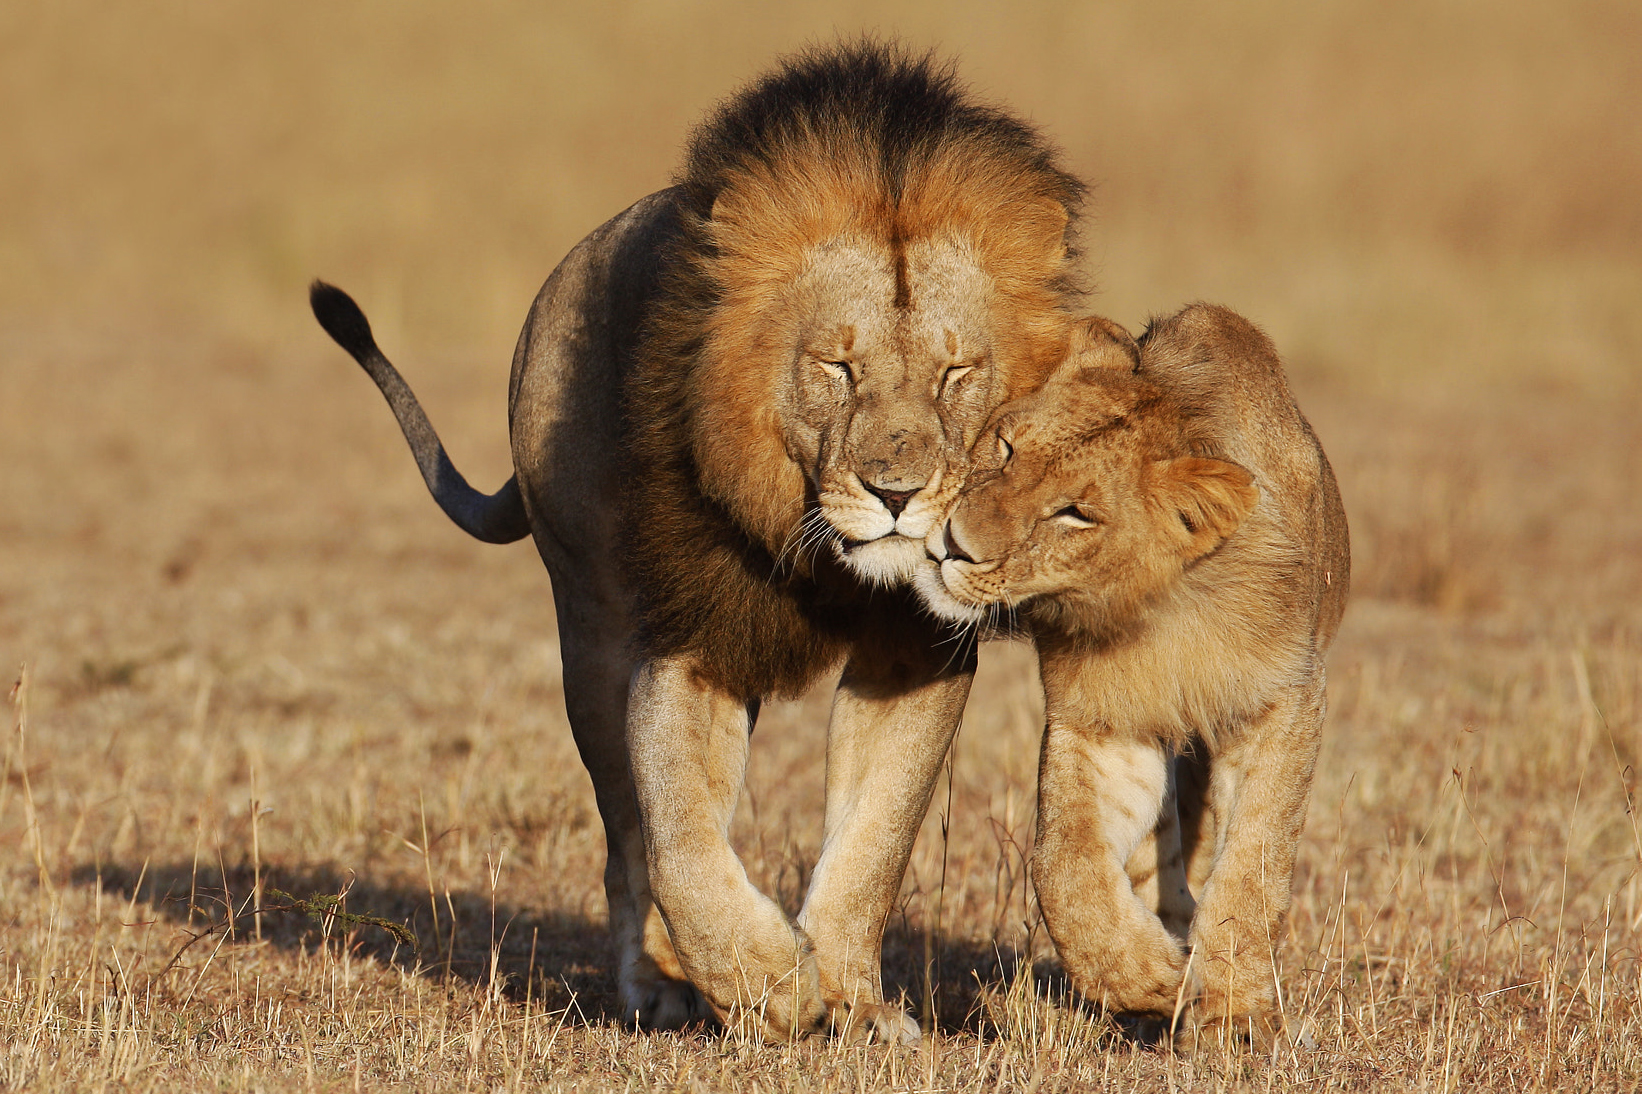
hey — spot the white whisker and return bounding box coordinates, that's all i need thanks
[772,507,837,579]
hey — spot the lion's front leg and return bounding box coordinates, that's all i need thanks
[1033,723,1187,1019]
[1183,676,1325,1045]
[626,656,827,1040]
[797,644,974,1044]
[1125,749,1196,942]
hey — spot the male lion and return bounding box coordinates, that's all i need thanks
[917,305,1349,1040]
[310,43,1086,1041]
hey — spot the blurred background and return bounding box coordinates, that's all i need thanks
[7,0,1639,375]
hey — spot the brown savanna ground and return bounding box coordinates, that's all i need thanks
[4,2,1641,1090]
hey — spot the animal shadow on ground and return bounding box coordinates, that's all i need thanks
[71,858,622,1021]
[71,858,1047,1038]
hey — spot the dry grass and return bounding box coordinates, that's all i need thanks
[3,2,1641,1090]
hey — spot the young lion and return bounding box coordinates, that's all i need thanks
[917,305,1349,1038]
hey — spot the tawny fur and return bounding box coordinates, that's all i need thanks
[317,41,1092,1043]
[918,304,1349,1035]
[609,47,1090,1037]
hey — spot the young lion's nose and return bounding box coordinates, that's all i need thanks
[943,523,978,564]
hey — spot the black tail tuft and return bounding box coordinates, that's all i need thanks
[309,280,379,362]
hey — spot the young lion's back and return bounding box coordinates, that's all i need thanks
[1139,303,1350,649]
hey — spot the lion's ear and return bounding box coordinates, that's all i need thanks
[1150,457,1258,562]
[1065,315,1140,376]
[706,188,754,247]
[1022,196,1072,266]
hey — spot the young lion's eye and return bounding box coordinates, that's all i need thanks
[1053,505,1098,529]
[819,359,854,383]
[996,433,1014,466]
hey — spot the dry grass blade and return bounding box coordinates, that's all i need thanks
[261,887,419,950]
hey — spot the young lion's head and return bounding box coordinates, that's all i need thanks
[916,317,1259,637]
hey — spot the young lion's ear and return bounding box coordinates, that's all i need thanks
[1044,316,1140,387]
[1151,457,1258,561]
[1069,315,1140,374]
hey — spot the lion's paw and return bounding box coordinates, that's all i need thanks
[1062,926,1187,1020]
[1172,1005,1288,1055]
[827,999,922,1045]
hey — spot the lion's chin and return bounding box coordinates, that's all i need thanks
[911,566,989,625]
[836,534,928,587]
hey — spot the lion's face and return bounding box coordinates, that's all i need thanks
[916,333,1259,634]
[775,234,1034,584]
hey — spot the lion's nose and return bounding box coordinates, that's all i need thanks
[864,483,916,517]
[925,522,949,561]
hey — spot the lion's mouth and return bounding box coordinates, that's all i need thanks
[912,563,990,624]
[914,525,1006,619]
[820,486,944,586]
[838,530,915,551]
[939,557,1006,594]
[831,530,927,586]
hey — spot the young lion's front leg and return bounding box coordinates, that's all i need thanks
[1033,723,1187,1018]
[1185,677,1325,1042]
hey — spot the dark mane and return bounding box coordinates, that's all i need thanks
[677,41,1085,221]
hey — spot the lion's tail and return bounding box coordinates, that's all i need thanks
[309,280,531,545]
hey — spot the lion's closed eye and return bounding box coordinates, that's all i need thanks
[941,363,976,396]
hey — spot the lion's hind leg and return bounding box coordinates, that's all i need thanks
[1174,744,1217,896]
[1032,724,1187,1018]
[1125,749,1196,942]
[612,833,712,1031]
[552,603,710,1031]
